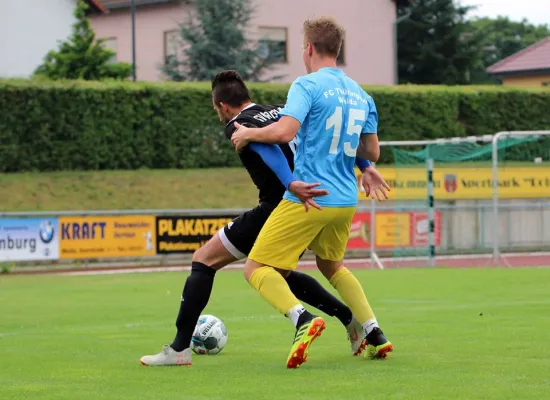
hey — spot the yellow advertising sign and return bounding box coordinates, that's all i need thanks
[156,215,237,253]
[374,213,411,247]
[358,166,550,200]
[59,216,156,259]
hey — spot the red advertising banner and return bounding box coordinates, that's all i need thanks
[347,211,441,249]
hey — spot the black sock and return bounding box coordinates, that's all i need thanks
[296,309,315,328]
[285,271,353,327]
[171,262,216,352]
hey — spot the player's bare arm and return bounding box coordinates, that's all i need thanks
[231,116,300,152]
[357,133,380,162]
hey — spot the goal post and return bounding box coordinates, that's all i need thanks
[375,136,496,269]
[365,133,550,269]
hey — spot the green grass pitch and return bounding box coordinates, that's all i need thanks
[1,267,549,400]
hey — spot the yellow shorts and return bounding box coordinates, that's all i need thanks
[248,200,356,270]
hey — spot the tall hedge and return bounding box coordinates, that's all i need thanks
[0,79,549,172]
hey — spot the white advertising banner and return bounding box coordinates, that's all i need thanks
[0,218,60,262]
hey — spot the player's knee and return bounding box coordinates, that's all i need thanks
[243,266,253,281]
[316,256,344,280]
[192,236,234,270]
[243,260,263,281]
[191,248,217,270]
[192,246,207,264]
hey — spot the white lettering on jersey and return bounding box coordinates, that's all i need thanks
[323,88,369,105]
[253,108,281,123]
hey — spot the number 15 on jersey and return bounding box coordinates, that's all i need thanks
[326,106,366,157]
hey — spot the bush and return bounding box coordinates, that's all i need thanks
[0,79,549,172]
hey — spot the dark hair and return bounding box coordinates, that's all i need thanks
[303,17,345,58]
[211,70,251,107]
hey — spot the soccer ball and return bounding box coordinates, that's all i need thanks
[191,314,228,355]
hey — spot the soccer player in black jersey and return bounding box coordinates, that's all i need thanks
[140,70,390,366]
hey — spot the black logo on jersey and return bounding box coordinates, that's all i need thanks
[253,107,281,123]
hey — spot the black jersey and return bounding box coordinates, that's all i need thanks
[224,104,295,205]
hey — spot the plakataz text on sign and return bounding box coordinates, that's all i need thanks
[156,216,237,254]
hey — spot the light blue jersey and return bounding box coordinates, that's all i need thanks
[280,67,378,207]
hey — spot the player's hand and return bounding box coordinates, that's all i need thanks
[361,166,390,201]
[231,122,250,152]
[288,181,329,212]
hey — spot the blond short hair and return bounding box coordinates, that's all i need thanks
[303,17,345,58]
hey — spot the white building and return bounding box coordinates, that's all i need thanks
[0,0,105,78]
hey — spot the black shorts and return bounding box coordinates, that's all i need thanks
[219,202,277,259]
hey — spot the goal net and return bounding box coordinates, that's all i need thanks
[358,133,550,268]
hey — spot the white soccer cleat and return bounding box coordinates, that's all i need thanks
[346,317,367,356]
[140,345,192,366]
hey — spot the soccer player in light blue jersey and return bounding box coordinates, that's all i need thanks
[231,17,392,369]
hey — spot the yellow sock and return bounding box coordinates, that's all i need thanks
[329,267,375,325]
[249,266,301,315]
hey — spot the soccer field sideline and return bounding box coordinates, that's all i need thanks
[45,251,550,276]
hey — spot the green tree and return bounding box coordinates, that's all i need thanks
[161,0,280,82]
[468,17,550,83]
[397,0,483,84]
[34,0,132,80]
